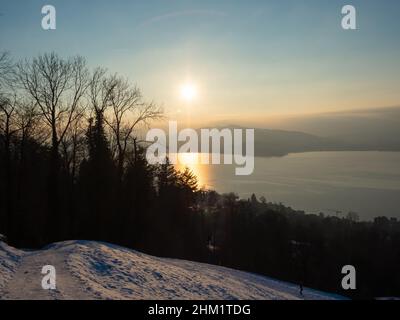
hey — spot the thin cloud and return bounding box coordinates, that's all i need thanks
[138,10,228,28]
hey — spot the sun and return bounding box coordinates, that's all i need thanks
[180,83,198,102]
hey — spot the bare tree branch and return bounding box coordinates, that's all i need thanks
[16,53,90,153]
[101,74,163,175]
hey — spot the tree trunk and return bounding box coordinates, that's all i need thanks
[47,124,60,241]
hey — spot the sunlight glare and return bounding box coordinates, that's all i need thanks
[180,83,198,102]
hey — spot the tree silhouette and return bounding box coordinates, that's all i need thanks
[16,53,90,240]
[0,52,399,299]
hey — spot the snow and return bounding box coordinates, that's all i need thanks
[0,240,346,300]
[0,241,22,293]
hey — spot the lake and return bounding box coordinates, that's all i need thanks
[175,151,400,221]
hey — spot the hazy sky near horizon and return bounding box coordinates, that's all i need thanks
[1,0,400,125]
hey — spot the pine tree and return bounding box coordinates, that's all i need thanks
[78,112,116,240]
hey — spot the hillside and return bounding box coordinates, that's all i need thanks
[0,240,345,300]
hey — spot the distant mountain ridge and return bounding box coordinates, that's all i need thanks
[191,125,400,157]
[254,128,400,157]
[189,106,400,157]
[152,106,400,157]
[253,128,342,157]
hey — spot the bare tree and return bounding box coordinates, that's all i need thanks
[60,111,86,182]
[0,52,18,156]
[0,51,14,132]
[0,51,11,71]
[89,67,114,117]
[0,93,19,236]
[16,53,89,156]
[0,93,19,154]
[0,51,13,88]
[103,75,163,179]
[0,52,41,148]
[16,53,89,236]
[15,99,47,147]
[15,99,39,142]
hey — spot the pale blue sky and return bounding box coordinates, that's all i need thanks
[1,0,400,124]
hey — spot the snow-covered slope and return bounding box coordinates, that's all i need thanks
[0,240,345,300]
[0,241,22,293]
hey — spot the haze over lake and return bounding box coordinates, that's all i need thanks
[176,151,400,221]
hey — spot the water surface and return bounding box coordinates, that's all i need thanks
[176,151,400,220]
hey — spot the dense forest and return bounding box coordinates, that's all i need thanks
[1,52,399,299]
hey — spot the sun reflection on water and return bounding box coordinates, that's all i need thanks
[174,153,210,189]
